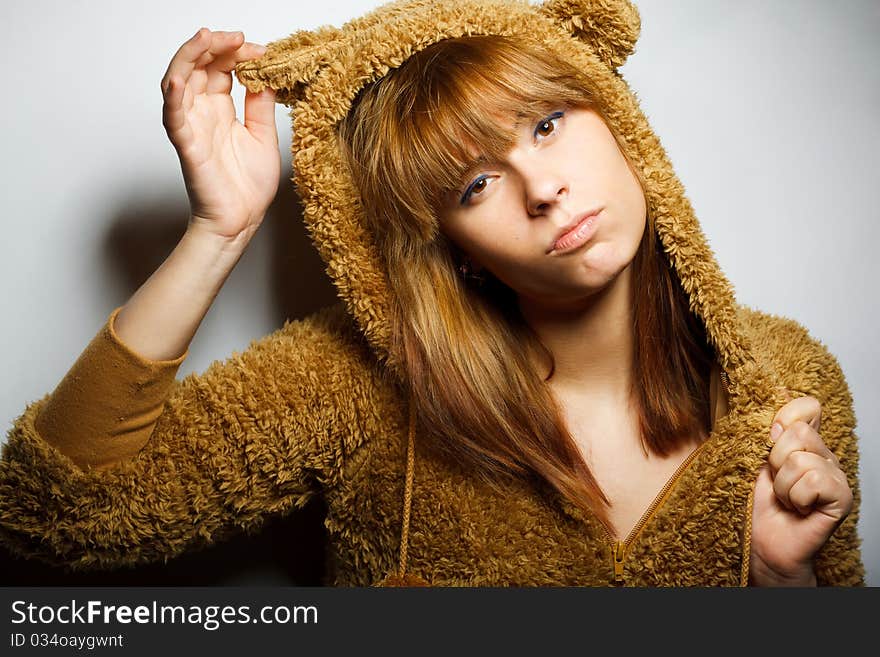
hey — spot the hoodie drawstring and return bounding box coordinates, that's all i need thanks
[396,393,417,578]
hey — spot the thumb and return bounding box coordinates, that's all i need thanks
[753,462,788,513]
[243,87,278,145]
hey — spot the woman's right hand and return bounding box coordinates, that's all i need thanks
[161,28,280,244]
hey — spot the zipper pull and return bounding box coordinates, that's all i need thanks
[613,541,626,584]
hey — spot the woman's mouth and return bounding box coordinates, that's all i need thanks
[547,209,601,255]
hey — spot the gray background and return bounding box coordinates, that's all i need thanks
[1,0,877,585]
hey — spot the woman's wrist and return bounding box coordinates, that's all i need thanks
[749,554,818,587]
[184,217,257,260]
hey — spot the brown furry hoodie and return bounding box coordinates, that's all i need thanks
[0,0,865,586]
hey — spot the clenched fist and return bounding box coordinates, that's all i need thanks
[749,392,853,586]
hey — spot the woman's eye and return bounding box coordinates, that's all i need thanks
[460,174,494,205]
[534,111,564,140]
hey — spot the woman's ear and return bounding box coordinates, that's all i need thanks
[538,0,641,70]
[447,240,484,275]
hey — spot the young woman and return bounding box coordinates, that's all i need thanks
[0,0,863,586]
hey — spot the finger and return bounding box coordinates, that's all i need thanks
[161,29,244,96]
[788,466,851,518]
[191,31,247,72]
[161,74,192,143]
[770,394,822,437]
[768,420,836,474]
[753,463,776,509]
[243,87,278,146]
[207,41,267,74]
[772,449,833,512]
[205,42,268,95]
[161,28,210,95]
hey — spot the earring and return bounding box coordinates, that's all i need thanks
[458,259,486,286]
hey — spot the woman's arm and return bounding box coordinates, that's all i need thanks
[0,303,371,571]
[0,27,336,570]
[112,27,279,361]
[23,25,285,472]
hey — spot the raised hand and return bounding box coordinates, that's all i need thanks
[161,28,280,244]
[749,393,854,586]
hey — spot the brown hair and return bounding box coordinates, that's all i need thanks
[337,35,714,534]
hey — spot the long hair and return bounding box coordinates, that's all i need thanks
[337,35,715,534]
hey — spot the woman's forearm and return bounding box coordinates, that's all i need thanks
[113,221,254,361]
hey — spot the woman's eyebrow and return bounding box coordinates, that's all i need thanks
[459,154,490,182]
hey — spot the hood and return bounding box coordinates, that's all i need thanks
[234,0,784,414]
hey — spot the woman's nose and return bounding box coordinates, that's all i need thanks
[527,183,567,216]
[524,170,568,216]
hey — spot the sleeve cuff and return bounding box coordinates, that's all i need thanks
[32,307,189,469]
[106,306,189,367]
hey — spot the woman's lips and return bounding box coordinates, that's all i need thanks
[547,210,601,255]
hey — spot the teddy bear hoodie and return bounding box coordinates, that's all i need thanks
[0,0,865,586]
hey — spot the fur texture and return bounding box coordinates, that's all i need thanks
[0,0,864,586]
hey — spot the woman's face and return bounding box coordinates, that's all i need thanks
[439,107,647,309]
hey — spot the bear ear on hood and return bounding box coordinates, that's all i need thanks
[236,0,641,102]
[539,0,641,69]
[235,23,346,104]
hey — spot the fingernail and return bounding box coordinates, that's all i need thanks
[770,423,783,442]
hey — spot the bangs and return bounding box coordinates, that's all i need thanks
[339,35,599,245]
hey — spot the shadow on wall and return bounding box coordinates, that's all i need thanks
[2,177,340,586]
[97,173,339,327]
[264,173,341,327]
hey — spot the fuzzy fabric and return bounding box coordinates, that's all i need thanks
[0,0,865,586]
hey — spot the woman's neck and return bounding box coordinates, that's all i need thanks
[518,264,634,405]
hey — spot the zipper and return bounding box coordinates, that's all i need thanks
[720,370,731,395]
[599,438,711,586]
[612,540,626,583]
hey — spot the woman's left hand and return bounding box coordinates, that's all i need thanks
[749,393,853,586]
